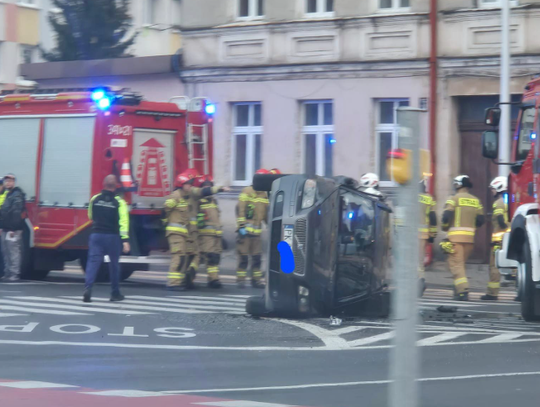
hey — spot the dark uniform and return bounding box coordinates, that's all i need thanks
[84,190,129,297]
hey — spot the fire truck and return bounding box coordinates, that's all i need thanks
[0,88,214,281]
[483,75,540,321]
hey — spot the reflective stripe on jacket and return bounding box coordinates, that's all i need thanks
[442,190,484,244]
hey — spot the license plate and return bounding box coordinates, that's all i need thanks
[283,225,294,247]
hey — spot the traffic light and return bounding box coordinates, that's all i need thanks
[386,149,431,185]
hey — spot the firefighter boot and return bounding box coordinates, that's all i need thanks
[251,279,265,289]
[454,292,469,301]
[419,278,426,298]
[481,294,498,301]
[208,280,223,289]
[237,255,249,288]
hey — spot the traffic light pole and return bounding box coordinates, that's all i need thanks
[499,0,511,177]
[389,108,422,407]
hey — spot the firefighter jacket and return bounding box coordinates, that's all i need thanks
[0,187,26,232]
[88,190,129,242]
[491,196,509,245]
[198,196,222,237]
[442,189,484,244]
[164,186,222,237]
[237,186,269,236]
[419,193,437,240]
[0,190,8,207]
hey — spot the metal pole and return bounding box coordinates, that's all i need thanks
[389,108,422,407]
[499,0,511,175]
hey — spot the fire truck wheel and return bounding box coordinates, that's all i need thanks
[521,238,540,322]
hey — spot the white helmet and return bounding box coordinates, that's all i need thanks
[453,175,471,189]
[489,176,507,193]
[360,173,379,189]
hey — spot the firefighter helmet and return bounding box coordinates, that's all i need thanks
[269,168,281,175]
[194,174,214,187]
[360,173,379,189]
[256,169,270,175]
[175,170,196,188]
[489,176,507,193]
[453,175,472,190]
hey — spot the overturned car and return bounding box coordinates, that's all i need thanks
[246,174,392,318]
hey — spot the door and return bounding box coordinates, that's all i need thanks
[132,129,175,209]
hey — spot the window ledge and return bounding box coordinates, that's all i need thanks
[236,16,265,22]
[376,8,412,15]
[305,12,335,19]
[17,3,41,10]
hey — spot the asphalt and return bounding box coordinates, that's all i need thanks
[0,262,539,407]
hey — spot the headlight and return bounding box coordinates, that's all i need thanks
[301,179,317,209]
[298,286,309,297]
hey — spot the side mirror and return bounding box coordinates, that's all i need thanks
[482,131,499,160]
[485,107,501,127]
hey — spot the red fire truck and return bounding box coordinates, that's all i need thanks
[483,75,540,321]
[0,88,214,281]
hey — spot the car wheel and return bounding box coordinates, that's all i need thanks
[246,295,268,316]
[521,238,540,321]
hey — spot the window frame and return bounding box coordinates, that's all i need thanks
[515,106,535,162]
[143,0,158,26]
[305,0,335,18]
[237,0,264,21]
[375,99,409,187]
[377,0,411,13]
[478,0,518,9]
[301,100,334,177]
[231,103,263,187]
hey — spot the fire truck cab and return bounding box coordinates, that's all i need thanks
[0,88,214,281]
[483,75,540,321]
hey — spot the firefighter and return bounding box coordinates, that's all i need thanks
[419,177,437,296]
[236,168,270,289]
[269,168,282,175]
[359,173,385,200]
[441,175,485,301]
[481,176,510,301]
[164,170,228,290]
[184,168,201,287]
[194,174,223,289]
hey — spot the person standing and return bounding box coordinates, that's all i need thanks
[236,169,270,289]
[419,177,437,296]
[481,176,510,301]
[194,175,223,289]
[83,175,130,303]
[165,170,228,290]
[0,174,26,282]
[441,175,485,301]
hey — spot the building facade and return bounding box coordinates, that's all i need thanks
[16,0,540,262]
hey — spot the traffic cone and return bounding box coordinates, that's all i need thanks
[120,159,134,189]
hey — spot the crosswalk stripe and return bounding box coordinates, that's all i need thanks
[0,298,152,315]
[348,332,394,347]
[61,297,242,313]
[476,333,524,343]
[417,333,468,346]
[0,381,78,389]
[167,295,247,303]
[128,295,246,307]
[218,295,252,299]
[0,305,89,316]
[0,312,27,317]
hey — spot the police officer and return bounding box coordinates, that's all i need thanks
[481,176,510,301]
[419,177,437,296]
[165,170,228,290]
[194,175,223,289]
[236,169,270,289]
[83,175,130,303]
[441,175,485,301]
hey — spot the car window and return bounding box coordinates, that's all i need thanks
[516,107,536,161]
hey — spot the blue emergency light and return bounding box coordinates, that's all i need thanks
[91,88,113,110]
[205,103,216,115]
[531,133,537,140]
[348,212,354,219]
[330,138,337,144]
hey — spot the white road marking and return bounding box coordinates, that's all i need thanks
[63,297,243,313]
[0,299,152,315]
[126,295,246,308]
[348,332,395,347]
[218,295,252,299]
[165,295,247,304]
[273,319,350,350]
[82,390,166,397]
[0,381,77,389]
[0,305,89,316]
[416,333,468,346]
[163,371,540,394]
[476,333,524,343]
[0,313,26,318]
[194,401,295,407]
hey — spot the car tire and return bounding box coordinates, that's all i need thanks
[521,238,540,321]
[246,295,268,316]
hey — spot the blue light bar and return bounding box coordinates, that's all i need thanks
[205,103,216,115]
[98,97,111,110]
[531,133,537,140]
[91,89,106,101]
[330,138,337,144]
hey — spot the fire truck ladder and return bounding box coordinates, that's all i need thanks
[187,123,210,175]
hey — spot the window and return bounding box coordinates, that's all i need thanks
[232,103,263,186]
[20,45,35,64]
[479,0,518,8]
[144,0,158,25]
[375,99,409,184]
[302,101,334,177]
[379,0,410,11]
[516,107,535,161]
[305,0,334,16]
[238,0,264,19]
[18,0,35,5]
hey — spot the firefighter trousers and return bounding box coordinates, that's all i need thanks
[419,239,427,279]
[487,247,501,297]
[187,232,199,279]
[199,235,222,281]
[447,242,474,295]
[167,234,189,287]
[237,235,263,282]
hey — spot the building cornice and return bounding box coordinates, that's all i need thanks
[439,55,540,78]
